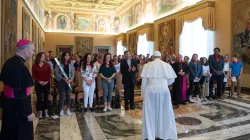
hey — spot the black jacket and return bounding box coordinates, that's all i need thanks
[120,59,138,86]
[189,61,203,80]
[208,54,224,75]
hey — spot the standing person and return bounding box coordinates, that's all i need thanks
[81,53,96,112]
[118,55,122,62]
[55,52,75,116]
[32,52,52,118]
[188,54,203,102]
[141,51,177,140]
[113,55,120,72]
[184,56,190,65]
[73,56,81,71]
[164,55,171,64]
[93,54,99,63]
[208,48,224,100]
[99,53,116,112]
[172,54,189,108]
[94,54,103,102]
[200,57,210,101]
[171,54,176,65]
[45,52,53,70]
[222,54,230,96]
[0,39,35,140]
[48,51,56,67]
[120,51,138,110]
[229,55,243,97]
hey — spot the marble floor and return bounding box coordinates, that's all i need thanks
[2,91,250,140]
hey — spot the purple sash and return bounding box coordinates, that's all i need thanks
[4,85,31,98]
[182,75,187,100]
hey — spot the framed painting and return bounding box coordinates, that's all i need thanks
[56,45,73,56]
[128,33,137,55]
[22,8,30,39]
[74,14,93,32]
[75,37,93,56]
[232,0,250,74]
[32,20,38,53]
[158,19,175,56]
[1,0,17,67]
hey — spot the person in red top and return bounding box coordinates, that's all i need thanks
[32,52,52,118]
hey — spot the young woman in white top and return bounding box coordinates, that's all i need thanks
[222,54,229,96]
[81,53,97,112]
[200,57,210,101]
[113,55,120,72]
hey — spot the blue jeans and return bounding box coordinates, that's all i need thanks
[101,79,114,103]
[57,80,71,110]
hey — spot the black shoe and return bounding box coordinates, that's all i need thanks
[130,105,135,110]
[84,108,87,112]
[174,105,179,109]
[89,107,94,112]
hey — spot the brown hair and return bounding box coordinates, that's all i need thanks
[35,52,45,64]
[101,53,114,68]
[60,52,70,63]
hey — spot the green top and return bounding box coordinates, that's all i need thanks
[99,65,116,78]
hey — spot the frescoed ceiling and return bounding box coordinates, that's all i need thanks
[25,0,202,34]
[42,0,135,14]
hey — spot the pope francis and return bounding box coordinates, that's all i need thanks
[141,51,177,140]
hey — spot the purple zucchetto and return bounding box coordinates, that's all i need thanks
[16,39,31,48]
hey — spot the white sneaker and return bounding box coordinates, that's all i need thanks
[45,110,49,118]
[66,110,71,116]
[60,110,64,117]
[197,97,202,102]
[38,111,43,119]
[189,96,195,103]
[103,107,107,112]
[107,106,112,111]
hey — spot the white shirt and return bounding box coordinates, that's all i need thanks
[126,59,131,67]
[81,65,97,81]
[94,61,102,73]
[114,63,120,72]
[223,62,229,72]
[202,65,210,74]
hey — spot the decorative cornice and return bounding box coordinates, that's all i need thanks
[177,0,215,16]
[126,23,154,33]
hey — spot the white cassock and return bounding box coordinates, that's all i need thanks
[141,58,177,140]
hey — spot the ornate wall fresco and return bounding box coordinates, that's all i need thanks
[40,0,201,34]
[2,0,17,65]
[52,12,72,31]
[95,15,111,33]
[113,17,120,33]
[114,0,201,33]
[159,20,175,56]
[44,11,112,33]
[24,0,44,27]
[22,8,30,39]
[75,14,93,32]
[134,2,143,25]
[157,0,180,16]
[232,0,250,74]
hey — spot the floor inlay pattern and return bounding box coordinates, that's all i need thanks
[34,118,60,140]
[4,91,250,140]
